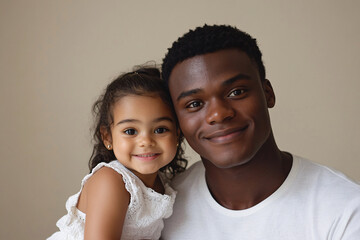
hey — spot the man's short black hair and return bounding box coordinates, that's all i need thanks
[162,24,266,84]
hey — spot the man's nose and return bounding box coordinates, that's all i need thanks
[205,98,235,125]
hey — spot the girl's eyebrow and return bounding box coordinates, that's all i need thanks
[116,117,173,126]
[176,73,251,102]
[116,119,139,125]
[153,116,174,123]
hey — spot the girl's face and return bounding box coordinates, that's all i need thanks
[105,95,178,178]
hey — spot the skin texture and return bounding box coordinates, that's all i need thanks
[168,48,292,210]
[77,95,178,239]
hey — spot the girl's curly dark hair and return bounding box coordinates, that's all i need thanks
[89,66,187,178]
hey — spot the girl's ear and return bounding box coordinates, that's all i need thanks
[100,126,112,149]
[262,79,276,108]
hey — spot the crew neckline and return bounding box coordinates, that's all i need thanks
[198,155,301,217]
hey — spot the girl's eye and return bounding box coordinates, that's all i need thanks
[124,129,137,135]
[186,101,202,108]
[154,127,169,134]
[228,89,246,97]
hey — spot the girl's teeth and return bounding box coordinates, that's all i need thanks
[138,154,155,157]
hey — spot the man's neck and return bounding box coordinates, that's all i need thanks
[202,135,292,210]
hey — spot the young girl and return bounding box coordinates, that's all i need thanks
[48,67,187,240]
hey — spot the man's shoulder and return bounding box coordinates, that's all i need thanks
[294,155,360,197]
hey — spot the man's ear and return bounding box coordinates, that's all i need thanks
[100,126,112,148]
[262,79,275,108]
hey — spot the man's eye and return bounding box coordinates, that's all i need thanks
[124,129,137,135]
[186,101,202,108]
[154,127,169,134]
[228,89,246,97]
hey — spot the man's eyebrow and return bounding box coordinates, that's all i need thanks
[176,88,202,102]
[222,73,252,86]
[176,73,251,102]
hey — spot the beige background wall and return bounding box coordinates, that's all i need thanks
[1,0,359,239]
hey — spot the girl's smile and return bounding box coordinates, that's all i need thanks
[132,152,161,161]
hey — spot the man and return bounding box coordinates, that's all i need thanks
[161,24,360,239]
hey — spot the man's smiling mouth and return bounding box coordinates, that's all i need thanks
[204,126,248,144]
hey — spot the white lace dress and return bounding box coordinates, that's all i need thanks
[47,160,176,240]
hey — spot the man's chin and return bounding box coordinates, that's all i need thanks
[202,155,253,169]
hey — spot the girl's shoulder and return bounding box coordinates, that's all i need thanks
[81,160,134,188]
[77,161,130,213]
[80,162,130,239]
[84,165,130,205]
[87,165,126,188]
[83,161,129,191]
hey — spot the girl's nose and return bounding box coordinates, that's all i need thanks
[139,134,155,147]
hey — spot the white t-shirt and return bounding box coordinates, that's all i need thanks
[162,155,360,240]
[48,160,176,240]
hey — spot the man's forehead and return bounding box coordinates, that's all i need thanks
[169,55,208,80]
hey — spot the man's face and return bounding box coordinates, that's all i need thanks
[168,49,275,168]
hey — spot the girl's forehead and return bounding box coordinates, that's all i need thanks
[114,94,168,107]
[112,95,176,122]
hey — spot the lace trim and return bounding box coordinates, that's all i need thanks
[52,160,176,240]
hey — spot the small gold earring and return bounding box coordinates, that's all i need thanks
[107,144,112,150]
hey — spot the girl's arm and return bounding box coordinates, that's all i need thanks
[83,167,130,240]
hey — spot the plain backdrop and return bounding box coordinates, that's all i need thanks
[0,0,359,239]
